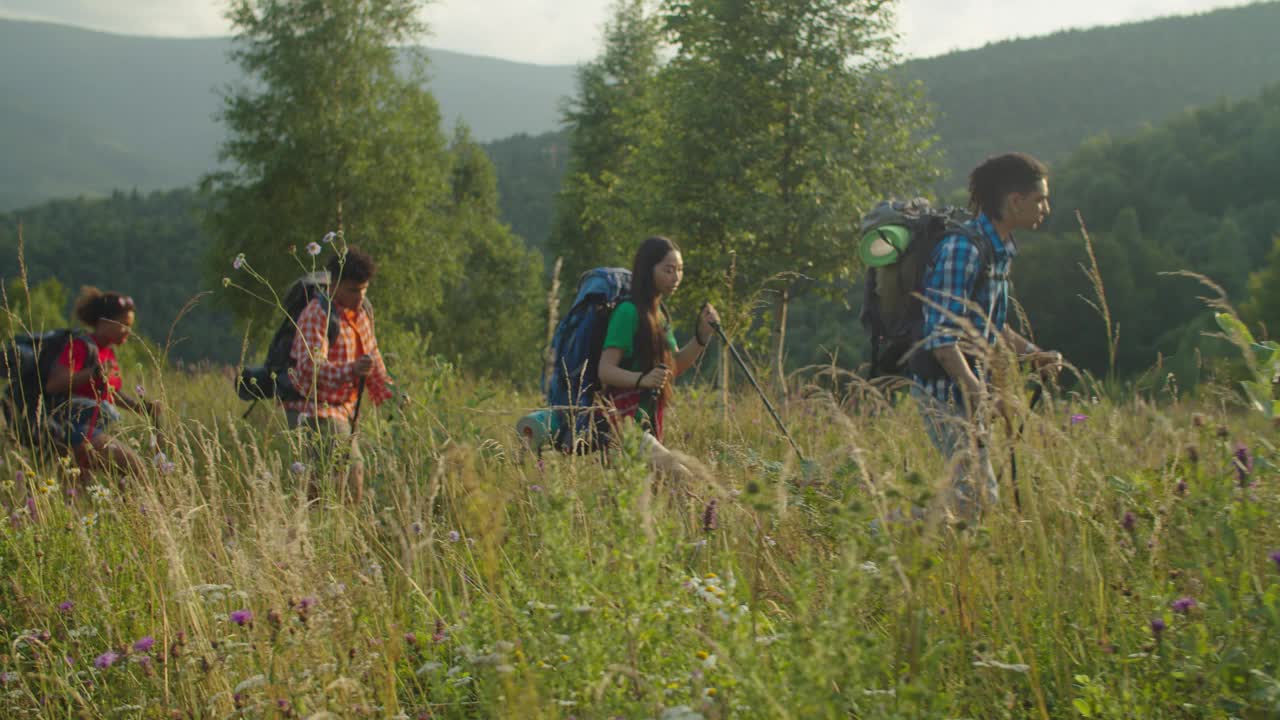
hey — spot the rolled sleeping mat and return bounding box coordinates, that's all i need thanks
[516,409,559,450]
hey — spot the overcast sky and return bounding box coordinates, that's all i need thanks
[0,0,1255,64]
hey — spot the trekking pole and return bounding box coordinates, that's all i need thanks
[1009,384,1045,512]
[350,376,367,433]
[710,322,806,463]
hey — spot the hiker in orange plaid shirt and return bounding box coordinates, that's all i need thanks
[285,246,397,503]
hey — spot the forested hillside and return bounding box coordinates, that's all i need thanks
[0,189,231,362]
[0,18,576,212]
[1014,84,1280,380]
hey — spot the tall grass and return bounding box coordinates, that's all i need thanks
[0,349,1276,718]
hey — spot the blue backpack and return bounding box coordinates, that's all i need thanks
[542,267,632,452]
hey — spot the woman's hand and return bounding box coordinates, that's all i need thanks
[637,364,670,391]
[697,303,721,346]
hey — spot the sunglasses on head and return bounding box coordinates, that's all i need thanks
[116,295,135,310]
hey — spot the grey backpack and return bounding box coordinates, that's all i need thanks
[857,199,992,379]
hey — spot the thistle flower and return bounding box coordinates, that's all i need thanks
[132,636,155,653]
[1171,597,1196,614]
[404,632,418,646]
[1176,479,1188,496]
[1070,413,1088,425]
[230,609,253,627]
[702,499,719,532]
[1232,442,1252,485]
[447,530,461,543]
[1270,550,1280,571]
[1150,617,1166,638]
[306,242,322,256]
[1122,511,1136,532]
[94,651,120,669]
[59,600,74,613]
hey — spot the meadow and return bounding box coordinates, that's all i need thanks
[0,343,1277,719]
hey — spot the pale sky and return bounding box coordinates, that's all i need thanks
[0,0,1257,64]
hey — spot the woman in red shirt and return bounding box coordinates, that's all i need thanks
[44,287,157,481]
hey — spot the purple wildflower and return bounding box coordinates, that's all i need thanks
[1150,617,1166,637]
[321,231,337,244]
[305,242,322,256]
[58,600,74,613]
[703,499,719,532]
[94,651,120,669]
[0,671,16,685]
[447,530,461,543]
[1232,442,1252,485]
[1176,479,1188,496]
[410,521,424,535]
[135,384,145,397]
[1270,550,1280,571]
[298,596,317,610]
[230,609,253,627]
[290,461,306,475]
[132,636,155,653]
[232,254,246,271]
[1171,597,1196,614]
[1070,413,1088,425]
[1122,511,1136,532]
[404,632,418,646]
[529,484,544,493]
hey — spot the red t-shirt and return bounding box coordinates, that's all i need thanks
[56,339,121,403]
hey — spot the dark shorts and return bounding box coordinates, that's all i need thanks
[48,399,120,447]
[286,410,363,471]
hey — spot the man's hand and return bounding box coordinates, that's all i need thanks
[353,354,375,378]
[1026,350,1064,381]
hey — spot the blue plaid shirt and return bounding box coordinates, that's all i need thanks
[915,213,1016,404]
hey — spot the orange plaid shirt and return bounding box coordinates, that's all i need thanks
[285,298,392,421]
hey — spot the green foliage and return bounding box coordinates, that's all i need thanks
[903,1,1280,188]
[203,0,456,347]
[1,362,1278,716]
[0,189,231,360]
[0,276,69,338]
[1242,236,1280,337]
[425,127,545,378]
[484,131,569,253]
[1014,85,1280,380]
[548,0,666,278]
[1215,311,1280,419]
[554,0,938,365]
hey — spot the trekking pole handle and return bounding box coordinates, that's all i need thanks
[710,322,806,463]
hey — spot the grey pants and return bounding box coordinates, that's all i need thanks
[286,410,363,472]
[910,386,998,520]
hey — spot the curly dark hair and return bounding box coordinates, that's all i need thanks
[968,153,1049,220]
[328,245,378,284]
[73,286,134,327]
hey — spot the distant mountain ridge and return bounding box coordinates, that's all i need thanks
[2,2,1280,224]
[0,18,577,210]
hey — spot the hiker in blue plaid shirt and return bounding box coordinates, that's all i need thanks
[911,153,1064,521]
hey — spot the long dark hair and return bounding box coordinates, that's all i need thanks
[630,236,679,400]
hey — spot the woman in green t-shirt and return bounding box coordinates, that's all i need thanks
[598,236,719,441]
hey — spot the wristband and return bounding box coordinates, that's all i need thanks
[634,371,645,390]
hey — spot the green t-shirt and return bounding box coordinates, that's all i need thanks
[603,301,679,370]
[602,301,679,433]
